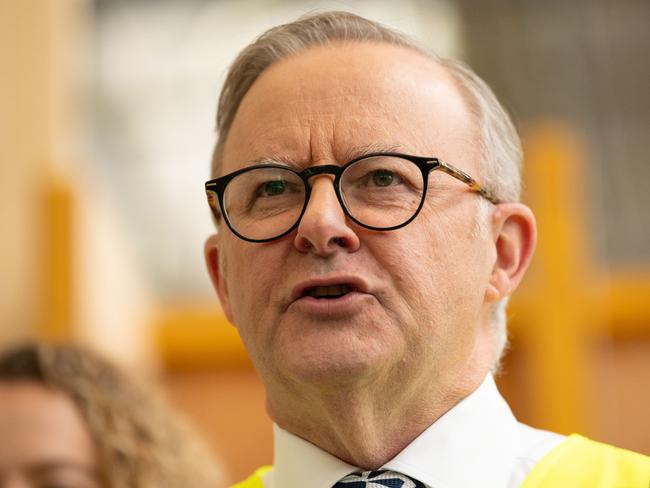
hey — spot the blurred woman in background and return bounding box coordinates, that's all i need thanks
[0,341,223,488]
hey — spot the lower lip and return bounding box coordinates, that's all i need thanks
[289,291,373,317]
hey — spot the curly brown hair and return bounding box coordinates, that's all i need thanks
[0,341,223,488]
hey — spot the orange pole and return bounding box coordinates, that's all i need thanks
[522,122,593,434]
[40,179,74,341]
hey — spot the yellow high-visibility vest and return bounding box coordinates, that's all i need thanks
[230,434,650,487]
[519,434,649,487]
[232,466,271,488]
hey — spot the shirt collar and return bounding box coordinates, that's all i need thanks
[273,423,357,488]
[272,374,519,488]
[383,374,519,487]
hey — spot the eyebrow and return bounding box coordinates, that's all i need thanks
[341,143,406,162]
[245,142,408,168]
[245,154,297,167]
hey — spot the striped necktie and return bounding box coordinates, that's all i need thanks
[332,469,426,488]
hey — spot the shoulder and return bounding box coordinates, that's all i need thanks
[230,466,273,488]
[520,434,650,488]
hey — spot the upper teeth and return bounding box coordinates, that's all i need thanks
[307,284,351,298]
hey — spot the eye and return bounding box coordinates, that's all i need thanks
[258,179,287,197]
[371,169,397,187]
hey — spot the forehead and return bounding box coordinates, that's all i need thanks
[0,382,96,469]
[222,42,478,172]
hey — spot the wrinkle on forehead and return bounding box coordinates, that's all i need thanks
[222,42,479,174]
[247,142,405,169]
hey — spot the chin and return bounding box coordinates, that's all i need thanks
[274,340,396,391]
[259,311,406,388]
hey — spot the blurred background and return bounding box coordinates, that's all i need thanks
[1,0,648,484]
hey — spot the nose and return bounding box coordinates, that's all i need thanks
[293,176,360,255]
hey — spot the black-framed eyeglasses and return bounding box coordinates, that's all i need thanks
[205,152,500,243]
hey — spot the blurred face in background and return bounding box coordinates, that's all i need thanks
[0,382,100,488]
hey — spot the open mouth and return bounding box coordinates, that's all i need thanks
[303,284,353,299]
[287,276,369,310]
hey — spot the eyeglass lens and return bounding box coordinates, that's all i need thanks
[221,155,425,241]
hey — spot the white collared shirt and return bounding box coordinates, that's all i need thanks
[263,375,564,488]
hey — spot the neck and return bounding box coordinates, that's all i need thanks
[267,367,487,469]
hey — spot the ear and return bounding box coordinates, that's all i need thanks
[204,233,234,322]
[485,203,537,303]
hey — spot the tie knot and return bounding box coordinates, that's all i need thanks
[332,469,426,488]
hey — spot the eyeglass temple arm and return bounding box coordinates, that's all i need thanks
[435,160,501,205]
[206,189,224,222]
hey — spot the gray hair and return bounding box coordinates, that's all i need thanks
[211,11,522,368]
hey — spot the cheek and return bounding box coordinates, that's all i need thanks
[227,258,263,320]
[223,243,284,330]
[400,207,489,310]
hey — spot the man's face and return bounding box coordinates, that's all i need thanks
[209,43,500,402]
